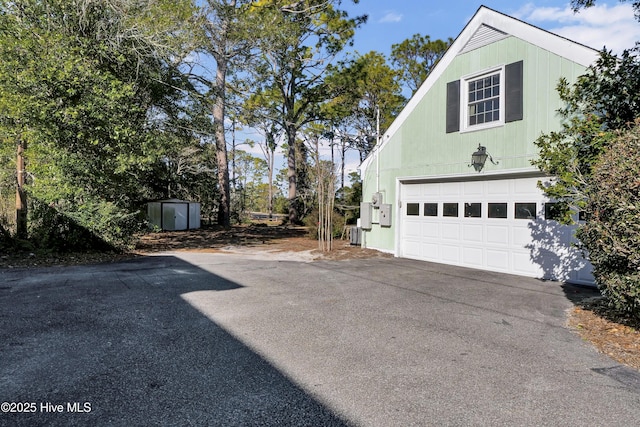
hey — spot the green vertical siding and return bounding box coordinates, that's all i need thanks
[362,36,589,252]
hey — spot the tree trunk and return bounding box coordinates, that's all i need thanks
[214,68,230,227]
[261,130,276,219]
[267,145,274,217]
[212,8,231,228]
[341,139,346,191]
[231,118,236,193]
[316,136,323,250]
[15,139,27,239]
[287,125,298,224]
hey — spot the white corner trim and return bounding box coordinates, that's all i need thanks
[394,178,403,257]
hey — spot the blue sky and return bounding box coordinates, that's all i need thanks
[342,0,640,55]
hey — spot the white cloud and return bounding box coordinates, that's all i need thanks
[343,159,360,176]
[379,11,403,24]
[513,3,640,53]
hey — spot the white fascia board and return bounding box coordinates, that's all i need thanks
[360,6,599,177]
[479,7,598,66]
[359,150,373,177]
[397,167,546,185]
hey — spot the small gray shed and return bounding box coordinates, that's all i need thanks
[147,199,201,231]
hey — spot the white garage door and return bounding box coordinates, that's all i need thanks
[399,176,594,285]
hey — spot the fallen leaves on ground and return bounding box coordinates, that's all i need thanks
[568,302,640,371]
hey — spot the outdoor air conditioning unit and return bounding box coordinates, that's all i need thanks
[371,192,383,208]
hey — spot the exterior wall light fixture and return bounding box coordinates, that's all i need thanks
[470,144,499,172]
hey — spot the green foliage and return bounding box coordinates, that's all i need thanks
[231,149,271,217]
[390,34,452,94]
[534,47,640,316]
[303,209,345,240]
[324,51,406,160]
[533,48,640,223]
[336,171,361,225]
[576,124,640,319]
[27,199,139,252]
[272,194,288,214]
[200,0,262,228]
[245,0,366,223]
[0,0,205,249]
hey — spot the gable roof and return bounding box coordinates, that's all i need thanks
[360,5,599,172]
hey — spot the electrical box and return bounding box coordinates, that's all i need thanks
[360,202,372,229]
[371,192,383,208]
[380,203,392,227]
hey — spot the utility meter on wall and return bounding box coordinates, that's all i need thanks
[371,192,383,208]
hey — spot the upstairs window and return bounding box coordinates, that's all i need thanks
[446,61,523,133]
[467,72,501,127]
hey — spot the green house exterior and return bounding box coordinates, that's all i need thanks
[359,6,598,285]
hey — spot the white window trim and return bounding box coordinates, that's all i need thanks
[460,65,505,133]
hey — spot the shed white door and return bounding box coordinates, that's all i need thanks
[398,176,594,284]
[172,203,188,230]
[162,203,188,231]
[162,206,176,231]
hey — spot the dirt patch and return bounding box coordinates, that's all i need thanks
[0,224,390,268]
[133,224,391,261]
[135,224,309,253]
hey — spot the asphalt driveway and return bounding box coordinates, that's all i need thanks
[1,252,639,426]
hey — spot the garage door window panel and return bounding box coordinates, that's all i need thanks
[545,203,562,221]
[407,203,420,216]
[488,203,508,218]
[443,203,459,217]
[424,203,438,217]
[515,203,537,219]
[464,203,482,218]
[398,178,593,284]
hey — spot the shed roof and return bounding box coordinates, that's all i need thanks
[150,199,196,204]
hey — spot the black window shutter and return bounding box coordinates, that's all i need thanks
[505,61,523,123]
[446,80,460,133]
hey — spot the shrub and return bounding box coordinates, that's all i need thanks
[27,198,142,252]
[303,209,346,240]
[577,123,640,319]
